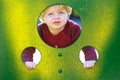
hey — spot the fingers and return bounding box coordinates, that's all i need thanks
[84,60,96,68]
[25,61,36,70]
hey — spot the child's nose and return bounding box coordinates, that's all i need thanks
[54,13,59,18]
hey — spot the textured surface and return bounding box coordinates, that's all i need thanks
[0,0,120,80]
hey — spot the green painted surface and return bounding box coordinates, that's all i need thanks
[0,0,120,80]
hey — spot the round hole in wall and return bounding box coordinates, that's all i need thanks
[22,47,41,70]
[37,4,82,48]
[79,46,99,64]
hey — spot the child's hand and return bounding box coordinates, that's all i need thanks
[84,60,96,68]
[25,61,36,70]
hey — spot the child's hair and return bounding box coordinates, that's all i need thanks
[40,4,72,23]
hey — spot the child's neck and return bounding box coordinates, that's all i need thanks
[48,27,64,35]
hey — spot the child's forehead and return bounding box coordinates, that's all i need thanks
[45,5,66,12]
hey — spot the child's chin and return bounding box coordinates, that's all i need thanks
[52,26,63,29]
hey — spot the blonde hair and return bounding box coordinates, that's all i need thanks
[40,4,72,23]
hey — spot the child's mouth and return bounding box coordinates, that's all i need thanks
[53,21,61,24]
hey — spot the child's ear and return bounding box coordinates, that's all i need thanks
[42,17,46,23]
[67,15,70,20]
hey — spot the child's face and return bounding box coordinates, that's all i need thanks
[43,5,69,30]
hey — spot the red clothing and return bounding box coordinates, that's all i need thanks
[22,47,35,62]
[82,46,98,61]
[22,20,97,62]
[38,20,81,48]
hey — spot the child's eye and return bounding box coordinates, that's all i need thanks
[47,13,53,16]
[59,11,64,14]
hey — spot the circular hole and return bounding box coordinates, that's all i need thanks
[22,47,41,70]
[79,46,99,67]
[37,4,82,48]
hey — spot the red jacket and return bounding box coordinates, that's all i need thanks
[38,20,81,48]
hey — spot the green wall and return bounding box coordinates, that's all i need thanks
[0,0,120,80]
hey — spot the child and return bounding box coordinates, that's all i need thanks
[22,4,97,70]
[38,5,81,48]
